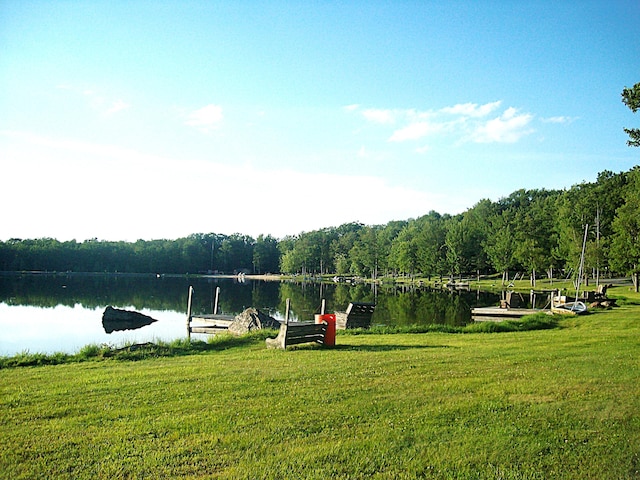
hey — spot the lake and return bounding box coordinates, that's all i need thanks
[0,273,507,356]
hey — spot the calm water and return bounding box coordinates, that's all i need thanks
[0,273,504,355]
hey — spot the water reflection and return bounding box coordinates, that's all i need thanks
[0,274,502,355]
[101,306,158,333]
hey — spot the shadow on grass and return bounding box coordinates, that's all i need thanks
[329,344,453,352]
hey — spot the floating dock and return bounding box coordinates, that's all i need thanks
[188,314,235,333]
[186,285,236,335]
[471,306,542,322]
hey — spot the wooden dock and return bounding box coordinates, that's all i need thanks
[471,306,543,322]
[186,286,236,336]
[189,314,235,333]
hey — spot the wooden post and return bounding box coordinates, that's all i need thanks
[285,298,291,326]
[320,298,326,315]
[213,286,220,315]
[186,286,194,340]
[530,289,535,309]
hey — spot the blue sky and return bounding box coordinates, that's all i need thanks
[1,0,639,241]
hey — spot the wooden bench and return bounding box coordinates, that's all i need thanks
[335,302,375,329]
[266,298,328,350]
[265,318,327,350]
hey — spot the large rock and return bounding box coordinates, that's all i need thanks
[228,308,281,335]
[102,306,158,333]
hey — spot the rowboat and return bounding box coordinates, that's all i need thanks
[550,300,587,315]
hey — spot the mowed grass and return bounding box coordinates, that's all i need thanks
[1,292,639,479]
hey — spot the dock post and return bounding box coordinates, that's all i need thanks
[285,298,291,326]
[186,286,194,340]
[530,289,535,309]
[321,298,326,315]
[213,286,220,315]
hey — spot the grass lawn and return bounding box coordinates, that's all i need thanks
[1,287,639,479]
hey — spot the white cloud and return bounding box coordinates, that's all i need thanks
[440,101,502,118]
[541,116,578,124]
[352,101,536,146]
[388,121,443,142]
[0,131,450,241]
[471,107,534,143]
[59,84,131,116]
[185,104,224,132]
[343,104,360,112]
[362,108,396,124]
[353,100,535,146]
[106,99,130,115]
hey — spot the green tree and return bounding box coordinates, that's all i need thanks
[278,236,298,274]
[610,168,640,291]
[253,235,280,274]
[349,226,383,279]
[460,200,493,275]
[484,213,516,285]
[622,82,640,147]
[414,212,446,278]
[376,220,406,277]
[329,222,364,274]
[389,224,419,277]
[513,192,558,287]
[444,217,466,280]
[443,213,486,280]
[334,253,350,275]
[217,234,254,273]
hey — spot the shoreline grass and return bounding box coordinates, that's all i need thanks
[1,293,639,479]
[0,314,560,369]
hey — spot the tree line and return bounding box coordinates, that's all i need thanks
[0,234,279,276]
[1,166,639,291]
[278,167,639,291]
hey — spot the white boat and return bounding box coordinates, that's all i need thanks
[551,300,587,315]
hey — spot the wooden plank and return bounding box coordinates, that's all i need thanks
[471,307,541,318]
[284,322,327,347]
[191,314,235,322]
[286,332,325,342]
[189,327,230,334]
[285,322,325,335]
[285,336,325,345]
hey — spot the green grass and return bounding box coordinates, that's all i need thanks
[1,290,639,479]
[0,316,560,369]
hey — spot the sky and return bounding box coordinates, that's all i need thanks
[1,0,639,242]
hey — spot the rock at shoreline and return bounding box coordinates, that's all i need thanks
[102,306,158,333]
[228,308,281,335]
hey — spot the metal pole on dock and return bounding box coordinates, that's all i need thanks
[186,286,194,340]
